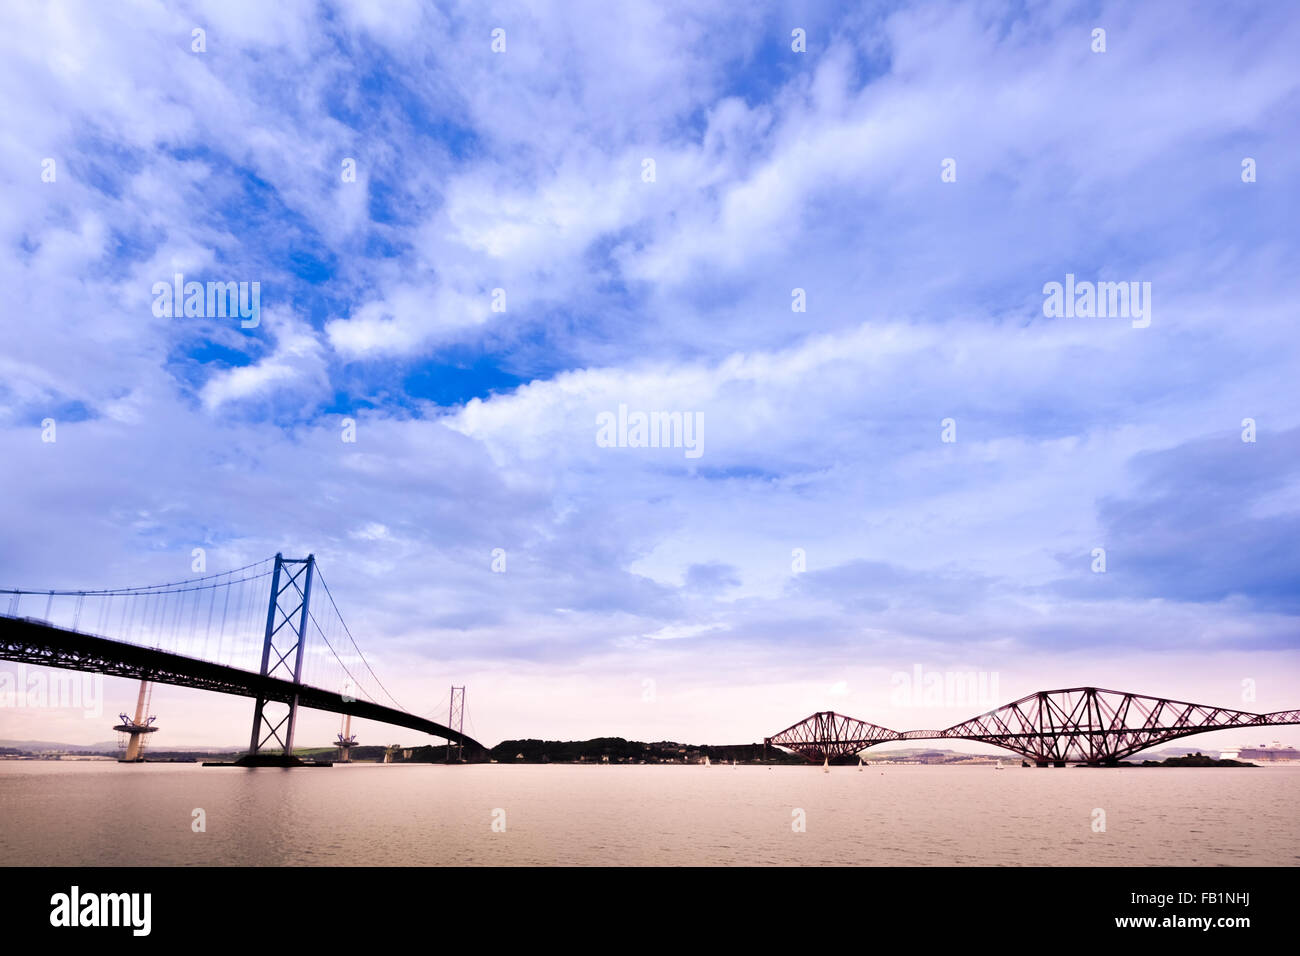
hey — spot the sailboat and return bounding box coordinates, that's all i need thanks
[994,758,1004,771]
[857,754,865,772]
[704,755,711,767]
[822,757,830,773]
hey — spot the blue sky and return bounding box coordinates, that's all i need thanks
[2,0,1299,750]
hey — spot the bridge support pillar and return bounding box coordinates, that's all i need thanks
[247,554,315,761]
[446,685,465,762]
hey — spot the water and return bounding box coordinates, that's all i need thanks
[2,762,1296,866]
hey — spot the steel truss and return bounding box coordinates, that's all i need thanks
[767,688,1300,764]
[765,711,899,761]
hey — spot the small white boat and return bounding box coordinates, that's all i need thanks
[704,755,711,767]
[822,757,829,773]
[994,759,1004,771]
[857,754,865,772]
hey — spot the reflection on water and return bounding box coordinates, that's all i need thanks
[1,762,1296,866]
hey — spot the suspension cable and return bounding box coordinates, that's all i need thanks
[310,565,405,712]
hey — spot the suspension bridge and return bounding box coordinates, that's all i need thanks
[766,689,1300,766]
[0,554,483,765]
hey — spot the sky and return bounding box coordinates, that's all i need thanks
[1,0,1298,754]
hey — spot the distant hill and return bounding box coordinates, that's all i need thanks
[0,739,241,753]
[0,739,119,752]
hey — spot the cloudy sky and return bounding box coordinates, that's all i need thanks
[2,0,1298,752]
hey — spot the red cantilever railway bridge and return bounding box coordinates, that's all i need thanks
[765,688,1300,766]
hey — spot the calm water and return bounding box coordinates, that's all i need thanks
[1,762,1297,866]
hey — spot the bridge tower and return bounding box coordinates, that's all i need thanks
[242,553,315,766]
[446,686,465,762]
[113,678,158,762]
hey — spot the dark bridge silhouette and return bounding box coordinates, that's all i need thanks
[1,554,484,762]
[0,617,482,754]
[766,688,1300,766]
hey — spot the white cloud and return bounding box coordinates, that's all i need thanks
[199,309,328,410]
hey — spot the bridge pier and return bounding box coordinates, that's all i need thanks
[113,678,159,762]
[225,752,329,768]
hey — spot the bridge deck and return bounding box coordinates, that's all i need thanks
[0,616,484,752]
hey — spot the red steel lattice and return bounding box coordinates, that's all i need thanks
[767,688,1300,765]
[765,711,900,761]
